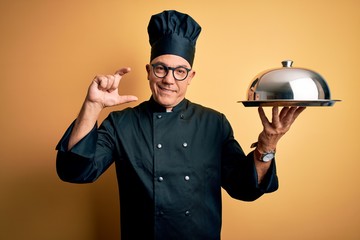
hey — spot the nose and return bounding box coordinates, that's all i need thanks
[162,70,176,84]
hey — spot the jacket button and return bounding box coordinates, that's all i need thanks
[180,113,185,119]
[185,210,191,216]
[157,115,162,119]
[157,144,162,149]
[158,177,164,182]
[184,176,190,181]
[182,142,188,148]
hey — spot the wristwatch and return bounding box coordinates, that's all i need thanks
[258,149,276,162]
[251,142,276,162]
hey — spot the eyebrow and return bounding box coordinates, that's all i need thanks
[154,61,190,69]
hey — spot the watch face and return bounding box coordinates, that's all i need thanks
[262,153,275,162]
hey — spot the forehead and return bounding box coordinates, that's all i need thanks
[151,54,191,67]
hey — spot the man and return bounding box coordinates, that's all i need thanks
[56,10,305,240]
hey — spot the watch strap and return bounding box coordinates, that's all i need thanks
[251,142,276,162]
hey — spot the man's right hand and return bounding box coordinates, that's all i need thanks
[87,67,138,110]
[68,67,138,150]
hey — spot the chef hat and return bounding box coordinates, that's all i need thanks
[147,10,202,66]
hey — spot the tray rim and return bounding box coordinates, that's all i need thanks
[238,99,341,107]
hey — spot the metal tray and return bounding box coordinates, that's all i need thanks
[239,100,341,107]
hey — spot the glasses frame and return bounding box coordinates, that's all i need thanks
[151,63,191,81]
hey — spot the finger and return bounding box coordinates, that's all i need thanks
[279,107,290,120]
[110,68,130,92]
[292,107,306,120]
[92,75,102,85]
[95,75,108,90]
[285,107,299,120]
[111,67,131,91]
[108,73,121,92]
[115,67,131,76]
[280,107,304,127]
[106,75,115,90]
[272,106,280,126]
[258,106,270,127]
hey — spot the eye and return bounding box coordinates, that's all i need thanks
[155,65,165,71]
[175,67,186,74]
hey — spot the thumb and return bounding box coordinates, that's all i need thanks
[116,95,138,104]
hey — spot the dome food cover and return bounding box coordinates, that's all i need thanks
[240,60,340,107]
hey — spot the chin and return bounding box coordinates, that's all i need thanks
[156,96,178,107]
[158,99,175,108]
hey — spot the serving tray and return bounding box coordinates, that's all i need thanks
[239,100,341,107]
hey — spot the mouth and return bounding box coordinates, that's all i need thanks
[158,85,177,93]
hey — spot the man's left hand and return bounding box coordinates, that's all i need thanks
[257,106,306,152]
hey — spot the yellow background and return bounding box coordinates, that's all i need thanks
[1,0,359,239]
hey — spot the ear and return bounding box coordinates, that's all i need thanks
[146,64,151,80]
[187,70,196,85]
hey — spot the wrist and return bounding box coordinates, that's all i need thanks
[257,131,279,152]
[75,101,103,127]
[251,142,276,162]
[251,141,276,153]
[82,100,103,115]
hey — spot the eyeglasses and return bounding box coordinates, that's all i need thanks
[151,63,191,81]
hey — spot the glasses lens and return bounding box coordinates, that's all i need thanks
[153,64,167,78]
[173,67,188,81]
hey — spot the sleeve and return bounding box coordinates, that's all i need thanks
[55,118,115,183]
[220,115,279,201]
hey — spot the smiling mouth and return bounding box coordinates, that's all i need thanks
[158,85,176,93]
